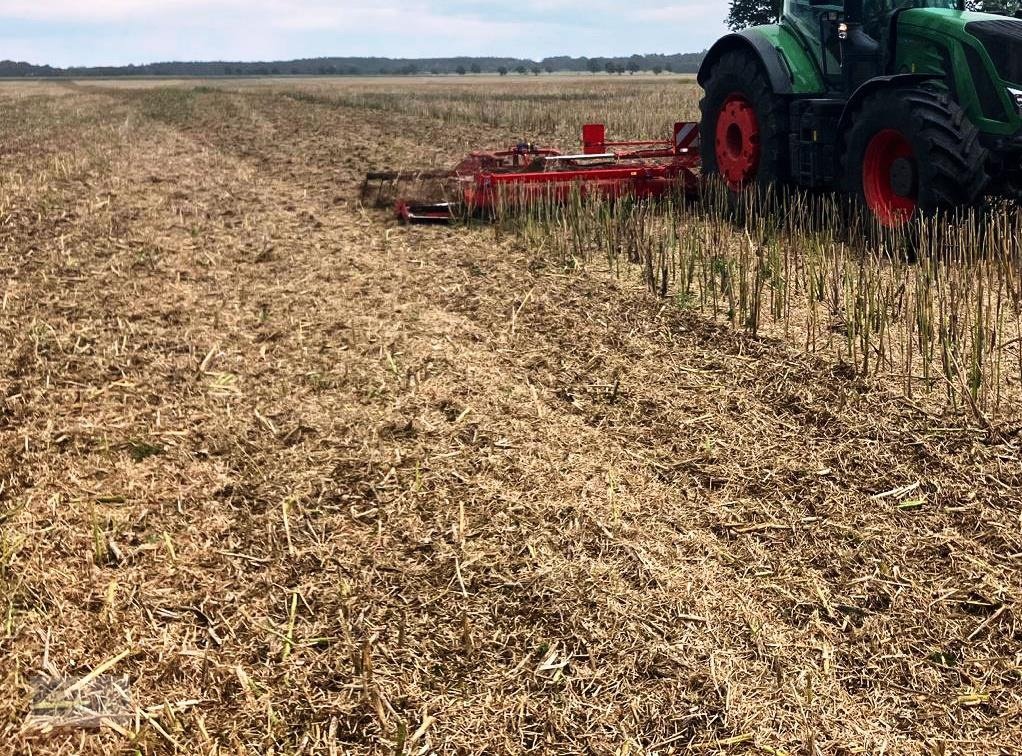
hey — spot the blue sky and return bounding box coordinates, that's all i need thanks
[0,1,728,67]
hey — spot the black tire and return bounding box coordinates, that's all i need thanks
[699,49,789,207]
[843,87,988,239]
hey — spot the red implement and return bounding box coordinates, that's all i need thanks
[364,123,702,223]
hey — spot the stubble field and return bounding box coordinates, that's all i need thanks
[0,75,1020,754]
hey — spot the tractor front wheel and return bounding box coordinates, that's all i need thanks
[844,87,988,231]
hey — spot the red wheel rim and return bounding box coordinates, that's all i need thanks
[715,94,761,190]
[862,129,917,228]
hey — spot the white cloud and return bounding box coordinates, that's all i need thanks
[2,0,210,22]
[267,5,530,38]
[0,1,725,66]
[635,3,726,22]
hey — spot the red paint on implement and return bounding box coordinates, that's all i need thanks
[381,122,703,223]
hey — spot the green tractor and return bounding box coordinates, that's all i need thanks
[698,0,1022,227]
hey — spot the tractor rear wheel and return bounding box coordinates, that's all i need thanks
[699,49,788,199]
[844,87,988,231]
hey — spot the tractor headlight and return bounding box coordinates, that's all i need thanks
[1011,87,1022,114]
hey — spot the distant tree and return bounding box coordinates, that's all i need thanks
[544,65,554,74]
[430,68,441,75]
[456,65,467,75]
[587,59,601,75]
[664,63,673,73]
[515,65,527,75]
[726,0,779,30]
[605,61,616,75]
[652,66,663,75]
[967,0,1018,12]
[627,60,641,75]
[270,67,281,75]
[498,66,509,76]
[470,63,482,74]
[531,66,542,75]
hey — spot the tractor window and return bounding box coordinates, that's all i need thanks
[861,0,958,38]
[785,0,843,37]
[895,0,957,6]
[964,43,1009,120]
[967,19,1022,86]
[784,0,844,76]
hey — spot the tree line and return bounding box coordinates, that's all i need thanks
[0,53,707,79]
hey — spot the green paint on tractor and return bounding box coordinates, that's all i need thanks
[699,0,1022,226]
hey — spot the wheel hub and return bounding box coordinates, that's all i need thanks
[862,128,917,228]
[715,94,761,190]
[889,156,916,198]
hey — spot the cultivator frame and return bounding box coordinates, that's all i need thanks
[362,122,702,223]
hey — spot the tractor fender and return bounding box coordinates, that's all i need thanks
[698,32,794,96]
[837,74,942,135]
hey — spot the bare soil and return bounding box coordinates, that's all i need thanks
[0,79,1020,754]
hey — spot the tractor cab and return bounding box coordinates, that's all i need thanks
[783,0,965,92]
